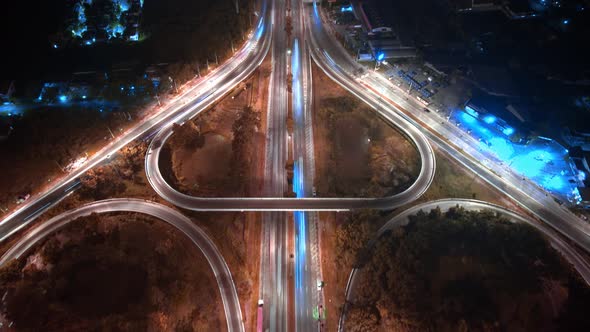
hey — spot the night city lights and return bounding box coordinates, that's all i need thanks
[1,0,590,331]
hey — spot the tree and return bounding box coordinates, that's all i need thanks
[170,122,205,150]
[344,305,379,332]
[229,106,260,194]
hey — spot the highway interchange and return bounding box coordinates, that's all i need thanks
[1,1,590,332]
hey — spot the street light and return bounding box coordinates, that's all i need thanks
[374,52,384,71]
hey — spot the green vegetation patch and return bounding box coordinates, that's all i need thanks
[0,213,222,331]
[345,207,590,332]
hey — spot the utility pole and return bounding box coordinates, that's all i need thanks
[54,160,65,172]
[107,126,115,139]
[169,76,178,93]
[235,0,239,14]
[196,61,201,77]
[215,52,219,65]
[231,40,235,53]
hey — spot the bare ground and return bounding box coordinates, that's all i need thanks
[164,63,270,198]
[312,64,420,198]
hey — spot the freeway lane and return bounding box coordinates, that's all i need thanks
[305,2,590,253]
[259,0,290,331]
[0,199,245,332]
[339,198,590,331]
[0,1,272,242]
[291,0,324,330]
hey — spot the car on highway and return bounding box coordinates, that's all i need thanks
[257,299,264,332]
[317,279,324,290]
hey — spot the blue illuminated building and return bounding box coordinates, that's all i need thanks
[483,114,496,124]
[454,106,580,203]
[0,102,23,117]
[68,0,144,45]
[107,24,126,39]
[341,5,353,13]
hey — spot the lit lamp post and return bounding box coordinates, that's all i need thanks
[374,52,384,71]
[169,76,178,93]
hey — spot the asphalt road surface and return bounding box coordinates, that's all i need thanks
[291,0,324,330]
[259,0,290,331]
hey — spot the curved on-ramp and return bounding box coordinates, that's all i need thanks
[0,199,245,332]
[306,1,590,255]
[338,198,590,331]
[144,8,436,212]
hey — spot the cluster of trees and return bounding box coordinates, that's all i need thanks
[229,106,260,195]
[334,210,381,269]
[79,166,127,200]
[285,15,293,41]
[0,213,222,331]
[0,107,130,209]
[2,107,126,166]
[142,0,254,69]
[78,142,148,199]
[345,207,590,331]
[170,122,205,150]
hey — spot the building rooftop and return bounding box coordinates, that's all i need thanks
[359,0,394,32]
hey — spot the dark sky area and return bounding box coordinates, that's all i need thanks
[1,1,67,79]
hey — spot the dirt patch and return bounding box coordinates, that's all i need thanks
[172,132,233,194]
[163,70,268,197]
[312,64,420,197]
